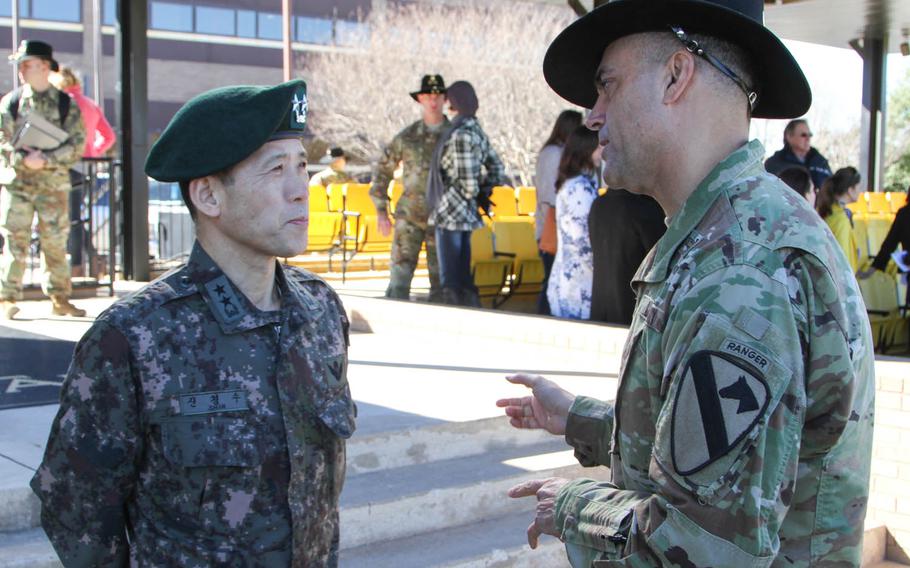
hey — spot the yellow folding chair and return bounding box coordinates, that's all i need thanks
[326,183,345,212]
[308,184,329,213]
[888,192,908,214]
[470,225,513,307]
[490,186,519,218]
[492,219,545,305]
[516,186,537,216]
[305,212,342,253]
[857,259,903,352]
[866,192,890,214]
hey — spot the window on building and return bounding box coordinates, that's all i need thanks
[0,0,31,18]
[32,0,81,22]
[103,0,115,25]
[257,11,282,40]
[195,5,234,36]
[237,9,256,38]
[296,16,332,45]
[150,1,192,32]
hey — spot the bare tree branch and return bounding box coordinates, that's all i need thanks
[301,1,578,185]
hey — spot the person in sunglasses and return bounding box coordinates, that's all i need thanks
[764,118,832,190]
[498,1,874,566]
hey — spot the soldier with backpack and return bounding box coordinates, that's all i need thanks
[0,40,86,319]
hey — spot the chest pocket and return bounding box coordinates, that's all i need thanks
[161,417,264,468]
[652,311,798,504]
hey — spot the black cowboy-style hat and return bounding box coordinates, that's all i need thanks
[8,40,59,72]
[409,74,447,101]
[543,0,811,119]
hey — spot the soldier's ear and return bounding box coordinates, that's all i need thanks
[662,49,697,106]
[189,176,222,219]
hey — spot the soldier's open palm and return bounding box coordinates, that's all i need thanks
[496,374,574,436]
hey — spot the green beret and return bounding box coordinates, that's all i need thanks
[145,79,308,182]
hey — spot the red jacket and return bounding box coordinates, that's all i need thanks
[64,85,115,158]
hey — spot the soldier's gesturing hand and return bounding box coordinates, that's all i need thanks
[496,374,574,435]
[377,213,392,236]
[508,477,569,549]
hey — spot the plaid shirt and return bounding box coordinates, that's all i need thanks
[431,117,504,231]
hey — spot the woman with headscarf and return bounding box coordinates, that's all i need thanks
[426,81,505,306]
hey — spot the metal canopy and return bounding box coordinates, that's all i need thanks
[765,0,910,54]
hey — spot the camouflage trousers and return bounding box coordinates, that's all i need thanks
[386,218,441,301]
[0,185,72,300]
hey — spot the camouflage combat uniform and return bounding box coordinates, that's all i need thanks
[555,141,875,567]
[369,118,448,300]
[0,84,85,300]
[31,242,356,567]
[309,166,353,188]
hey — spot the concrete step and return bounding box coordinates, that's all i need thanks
[346,416,553,476]
[0,528,60,568]
[2,501,901,568]
[0,471,40,533]
[0,416,557,533]
[339,437,609,549]
[340,509,569,568]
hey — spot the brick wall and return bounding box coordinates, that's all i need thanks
[867,360,910,563]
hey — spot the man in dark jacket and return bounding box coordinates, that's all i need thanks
[588,188,665,325]
[764,119,832,189]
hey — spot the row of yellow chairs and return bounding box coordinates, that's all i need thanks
[846,191,908,216]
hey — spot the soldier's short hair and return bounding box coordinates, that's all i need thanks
[636,31,756,117]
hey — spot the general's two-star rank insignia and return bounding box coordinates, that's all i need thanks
[671,351,770,475]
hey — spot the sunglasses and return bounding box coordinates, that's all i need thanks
[799,132,813,138]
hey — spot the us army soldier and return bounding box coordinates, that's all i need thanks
[370,74,449,301]
[498,1,875,566]
[1,40,86,319]
[32,80,356,567]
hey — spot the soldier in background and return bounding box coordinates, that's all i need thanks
[498,1,875,566]
[369,74,449,302]
[309,146,354,187]
[0,40,86,319]
[32,80,356,566]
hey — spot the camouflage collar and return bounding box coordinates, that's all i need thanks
[637,140,766,284]
[175,242,289,334]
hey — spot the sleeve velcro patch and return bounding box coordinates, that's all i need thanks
[671,351,770,476]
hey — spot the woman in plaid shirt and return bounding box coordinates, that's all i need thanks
[428,81,505,306]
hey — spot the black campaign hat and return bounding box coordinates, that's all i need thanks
[543,0,811,119]
[409,74,447,101]
[8,40,59,72]
[145,80,308,182]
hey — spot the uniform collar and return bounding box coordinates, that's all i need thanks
[636,140,766,285]
[175,241,301,334]
[21,83,56,99]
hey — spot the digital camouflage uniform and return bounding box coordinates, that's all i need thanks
[0,84,84,300]
[32,242,356,567]
[369,118,449,300]
[555,141,875,567]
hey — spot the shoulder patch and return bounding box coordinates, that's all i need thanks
[671,351,770,476]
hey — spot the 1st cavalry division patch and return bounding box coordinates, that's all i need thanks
[671,351,770,475]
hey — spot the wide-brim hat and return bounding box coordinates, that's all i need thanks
[409,74,447,101]
[543,0,811,119]
[8,40,59,72]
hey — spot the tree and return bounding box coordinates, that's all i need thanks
[301,1,577,185]
[884,70,910,192]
